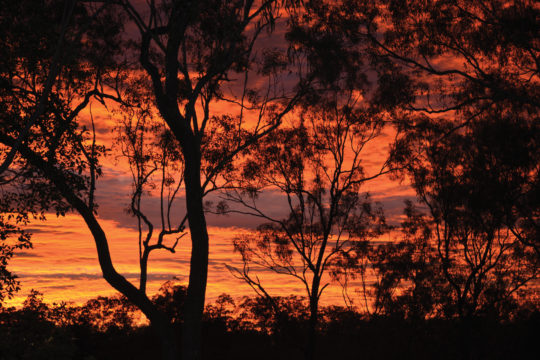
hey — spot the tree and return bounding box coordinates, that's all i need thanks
[359,0,540,256]
[115,109,187,296]
[272,2,539,320]
[390,117,539,320]
[344,200,445,319]
[379,116,539,360]
[75,294,139,332]
[115,1,317,358]
[297,0,540,260]
[2,0,317,358]
[221,90,389,360]
[0,0,187,357]
[312,0,540,319]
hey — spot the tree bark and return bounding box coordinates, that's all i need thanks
[181,144,209,360]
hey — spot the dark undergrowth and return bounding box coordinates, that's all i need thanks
[0,286,538,360]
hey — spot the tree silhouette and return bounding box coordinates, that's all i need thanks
[115,111,186,295]
[346,201,445,319]
[114,1,319,358]
[362,0,540,258]
[362,0,539,113]
[0,0,95,303]
[0,0,185,357]
[222,89,389,360]
[2,0,318,358]
[389,116,538,320]
[2,1,538,358]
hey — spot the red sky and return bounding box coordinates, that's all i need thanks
[5,100,415,308]
[7,99,413,305]
[4,6,420,309]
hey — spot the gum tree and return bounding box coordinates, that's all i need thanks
[2,0,319,358]
[0,0,186,358]
[116,1,318,358]
[222,90,389,360]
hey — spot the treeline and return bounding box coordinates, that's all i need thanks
[0,282,538,360]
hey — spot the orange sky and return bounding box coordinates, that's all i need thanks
[6,102,414,308]
[4,19,417,308]
[6,215,397,308]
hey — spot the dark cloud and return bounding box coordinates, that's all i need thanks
[13,251,42,258]
[42,284,75,290]
[16,272,183,282]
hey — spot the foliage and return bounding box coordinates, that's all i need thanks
[0,215,31,303]
[363,197,538,320]
[151,281,187,325]
[0,287,538,360]
[0,0,124,303]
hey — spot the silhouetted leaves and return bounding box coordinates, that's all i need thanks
[0,285,538,360]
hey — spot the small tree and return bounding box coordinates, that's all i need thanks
[115,110,187,295]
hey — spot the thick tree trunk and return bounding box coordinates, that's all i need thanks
[181,150,209,360]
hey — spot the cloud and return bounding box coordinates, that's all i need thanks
[13,251,42,258]
[16,272,184,282]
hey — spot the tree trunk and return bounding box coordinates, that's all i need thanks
[181,149,209,360]
[154,318,179,360]
[458,315,473,360]
[84,212,180,360]
[306,280,320,360]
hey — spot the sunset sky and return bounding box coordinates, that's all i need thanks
[6,102,415,308]
[1,2,537,360]
[1,0,424,310]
